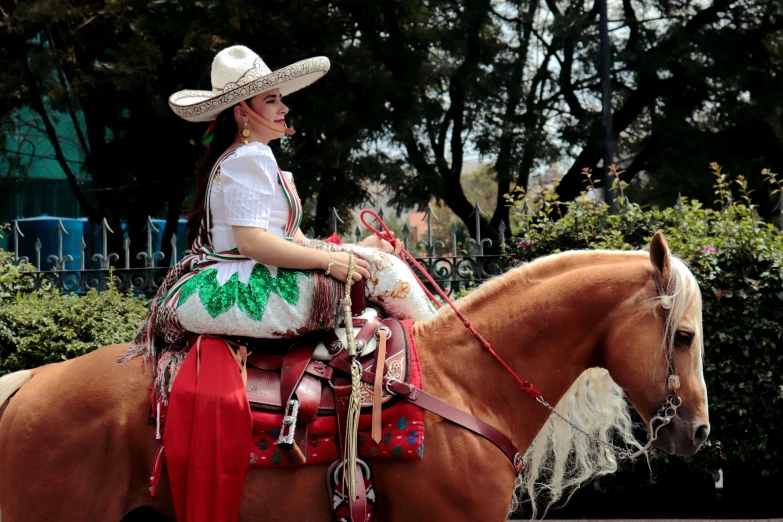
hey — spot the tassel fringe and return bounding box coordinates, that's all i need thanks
[308,273,345,330]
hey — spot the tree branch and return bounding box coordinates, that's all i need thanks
[18,42,100,222]
[556,0,738,202]
[46,26,90,158]
[491,0,538,231]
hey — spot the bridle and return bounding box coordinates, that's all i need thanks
[626,270,682,458]
[359,210,682,463]
[526,268,682,460]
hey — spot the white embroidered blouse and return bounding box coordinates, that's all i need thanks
[209,142,295,252]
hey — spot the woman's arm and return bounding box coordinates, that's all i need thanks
[233,226,371,282]
[292,227,308,243]
[291,226,398,255]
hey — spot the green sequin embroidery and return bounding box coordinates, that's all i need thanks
[178,264,309,321]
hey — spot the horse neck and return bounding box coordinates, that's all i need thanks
[412,252,650,454]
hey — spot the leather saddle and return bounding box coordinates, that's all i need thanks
[242,281,409,464]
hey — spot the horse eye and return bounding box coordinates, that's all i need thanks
[674,331,693,347]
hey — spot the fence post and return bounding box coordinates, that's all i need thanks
[48,220,73,271]
[79,237,87,270]
[171,234,178,267]
[417,204,442,256]
[137,216,164,268]
[35,238,42,271]
[330,208,343,235]
[13,221,27,263]
[123,237,131,269]
[425,204,437,256]
[522,200,531,231]
[468,203,492,255]
[93,218,118,269]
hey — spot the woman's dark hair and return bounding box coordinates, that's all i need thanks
[186,107,239,243]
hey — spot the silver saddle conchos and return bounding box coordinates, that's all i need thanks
[312,308,381,361]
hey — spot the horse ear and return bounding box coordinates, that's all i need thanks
[649,231,671,280]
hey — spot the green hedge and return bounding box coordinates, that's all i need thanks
[506,164,783,483]
[0,249,148,374]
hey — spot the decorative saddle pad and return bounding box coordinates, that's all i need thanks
[248,319,425,468]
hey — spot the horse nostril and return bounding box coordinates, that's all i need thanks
[694,424,710,447]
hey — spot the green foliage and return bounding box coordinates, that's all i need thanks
[506,164,783,479]
[0,251,148,375]
[0,245,36,300]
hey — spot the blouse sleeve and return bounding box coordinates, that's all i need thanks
[219,143,278,228]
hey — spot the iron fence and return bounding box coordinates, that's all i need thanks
[5,205,512,297]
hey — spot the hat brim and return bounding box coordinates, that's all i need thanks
[169,56,330,122]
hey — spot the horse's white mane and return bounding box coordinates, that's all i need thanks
[489,250,701,519]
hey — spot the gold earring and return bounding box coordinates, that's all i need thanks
[241,121,251,144]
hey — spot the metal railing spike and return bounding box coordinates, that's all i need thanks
[13,221,28,263]
[330,208,344,234]
[93,218,118,269]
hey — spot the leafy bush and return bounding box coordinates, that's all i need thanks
[0,249,148,375]
[506,164,783,492]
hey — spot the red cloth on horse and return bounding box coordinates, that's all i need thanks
[164,336,253,522]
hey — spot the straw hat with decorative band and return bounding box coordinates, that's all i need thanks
[169,45,330,123]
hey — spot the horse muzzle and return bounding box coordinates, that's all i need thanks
[652,415,710,456]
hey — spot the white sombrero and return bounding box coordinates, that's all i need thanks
[169,45,330,123]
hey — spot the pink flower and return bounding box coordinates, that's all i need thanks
[699,246,717,253]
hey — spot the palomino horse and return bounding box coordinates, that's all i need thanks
[0,233,709,521]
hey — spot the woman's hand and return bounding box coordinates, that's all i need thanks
[359,233,402,257]
[327,251,372,283]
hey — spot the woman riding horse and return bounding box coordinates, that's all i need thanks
[129,45,435,522]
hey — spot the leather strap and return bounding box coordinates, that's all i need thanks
[653,270,679,395]
[283,428,308,465]
[371,329,387,443]
[280,343,317,406]
[350,279,367,316]
[326,355,520,468]
[349,463,367,522]
[226,343,248,387]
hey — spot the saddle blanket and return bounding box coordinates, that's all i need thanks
[248,321,425,467]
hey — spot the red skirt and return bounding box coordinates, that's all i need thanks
[163,336,252,522]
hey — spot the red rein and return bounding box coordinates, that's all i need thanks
[359,210,541,400]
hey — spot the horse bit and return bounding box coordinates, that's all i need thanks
[533,268,682,460]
